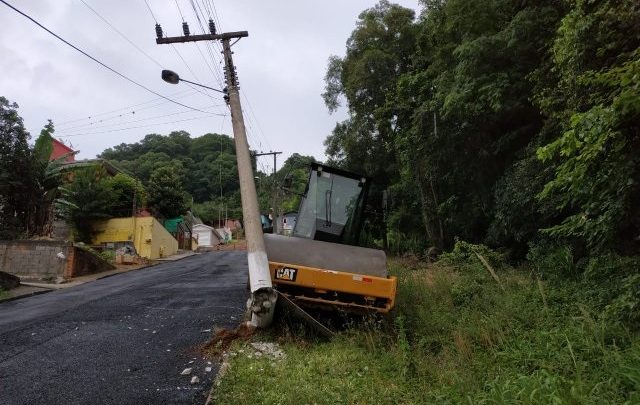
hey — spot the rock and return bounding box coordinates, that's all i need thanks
[0,271,20,290]
[205,367,212,372]
[250,342,286,360]
[180,368,192,375]
[190,376,199,384]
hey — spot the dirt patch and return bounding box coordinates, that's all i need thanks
[203,323,256,358]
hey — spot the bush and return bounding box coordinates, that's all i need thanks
[439,239,506,269]
[526,241,575,277]
[582,253,640,330]
[99,250,116,264]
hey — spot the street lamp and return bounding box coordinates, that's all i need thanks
[161,70,225,93]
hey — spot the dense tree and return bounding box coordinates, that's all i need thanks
[323,0,639,256]
[0,97,32,238]
[62,166,116,243]
[535,0,640,251]
[323,1,418,247]
[104,173,148,218]
[100,132,237,204]
[147,166,190,219]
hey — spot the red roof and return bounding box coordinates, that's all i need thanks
[50,138,75,162]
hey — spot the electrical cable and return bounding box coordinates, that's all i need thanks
[58,104,224,134]
[0,0,209,113]
[78,0,225,116]
[143,0,158,23]
[57,114,217,137]
[79,0,163,69]
[141,0,222,102]
[58,91,219,131]
[174,0,185,22]
[189,0,226,89]
[55,88,195,126]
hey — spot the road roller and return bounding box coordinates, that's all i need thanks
[264,163,396,313]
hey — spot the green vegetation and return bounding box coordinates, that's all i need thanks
[99,130,316,223]
[100,131,240,217]
[56,166,150,243]
[0,98,88,239]
[62,166,116,242]
[215,242,640,404]
[322,0,639,256]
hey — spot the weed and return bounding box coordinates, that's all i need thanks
[214,250,640,404]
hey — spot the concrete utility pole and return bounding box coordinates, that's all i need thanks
[156,24,276,327]
[254,151,282,234]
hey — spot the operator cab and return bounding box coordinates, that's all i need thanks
[292,163,369,246]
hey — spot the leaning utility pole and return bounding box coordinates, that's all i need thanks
[254,151,282,234]
[156,22,276,327]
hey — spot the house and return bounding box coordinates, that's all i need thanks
[92,216,178,259]
[192,224,223,247]
[50,138,76,162]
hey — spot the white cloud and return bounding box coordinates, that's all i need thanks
[0,0,421,168]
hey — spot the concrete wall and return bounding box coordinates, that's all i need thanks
[0,240,114,281]
[149,218,178,259]
[92,217,178,259]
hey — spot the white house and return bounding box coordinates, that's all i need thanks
[193,224,223,247]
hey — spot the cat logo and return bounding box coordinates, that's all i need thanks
[275,267,298,282]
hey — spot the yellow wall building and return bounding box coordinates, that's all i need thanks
[92,217,178,259]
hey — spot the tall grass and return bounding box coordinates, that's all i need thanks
[214,243,640,404]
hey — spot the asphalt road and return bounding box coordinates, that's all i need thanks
[0,251,249,405]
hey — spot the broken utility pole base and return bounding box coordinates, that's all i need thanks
[247,288,278,328]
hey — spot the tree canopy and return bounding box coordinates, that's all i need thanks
[323,0,640,256]
[100,131,238,204]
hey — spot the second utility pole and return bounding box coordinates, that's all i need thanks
[156,25,276,328]
[254,151,282,234]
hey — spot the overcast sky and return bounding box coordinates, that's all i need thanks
[0,0,420,172]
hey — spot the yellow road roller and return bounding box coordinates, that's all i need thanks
[264,163,396,313]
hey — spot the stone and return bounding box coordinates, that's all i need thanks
[180,368,192,375]
[250,342,286,359]
[190,376,199,384]
[0,271,20,290]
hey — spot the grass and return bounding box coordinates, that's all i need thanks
[0,288,9,301]
[213,246,640,404]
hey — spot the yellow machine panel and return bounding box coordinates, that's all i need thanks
[269,261,397,313]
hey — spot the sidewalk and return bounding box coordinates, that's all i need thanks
[1,250,199,303]
[152,250,197,262]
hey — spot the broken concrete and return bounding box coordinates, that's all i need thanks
[249,342,286,360]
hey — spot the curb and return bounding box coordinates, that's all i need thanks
[0,253,201,304]
[0,288,54,304]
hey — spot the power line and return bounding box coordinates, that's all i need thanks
[0,0,209,113]
[57,114,217,137]
[143,0,158,23]
[73,1,225,123]
[56,88,195,126]
[58,105,224,134]
[141,0,223,102]
[189,0,226,88]
[79,0,162,69]
[174,0,185,22]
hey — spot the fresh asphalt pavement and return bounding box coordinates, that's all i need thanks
[0,251,249,405]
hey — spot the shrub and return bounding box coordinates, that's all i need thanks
[439,239,506,269]
[527,241,575,277]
